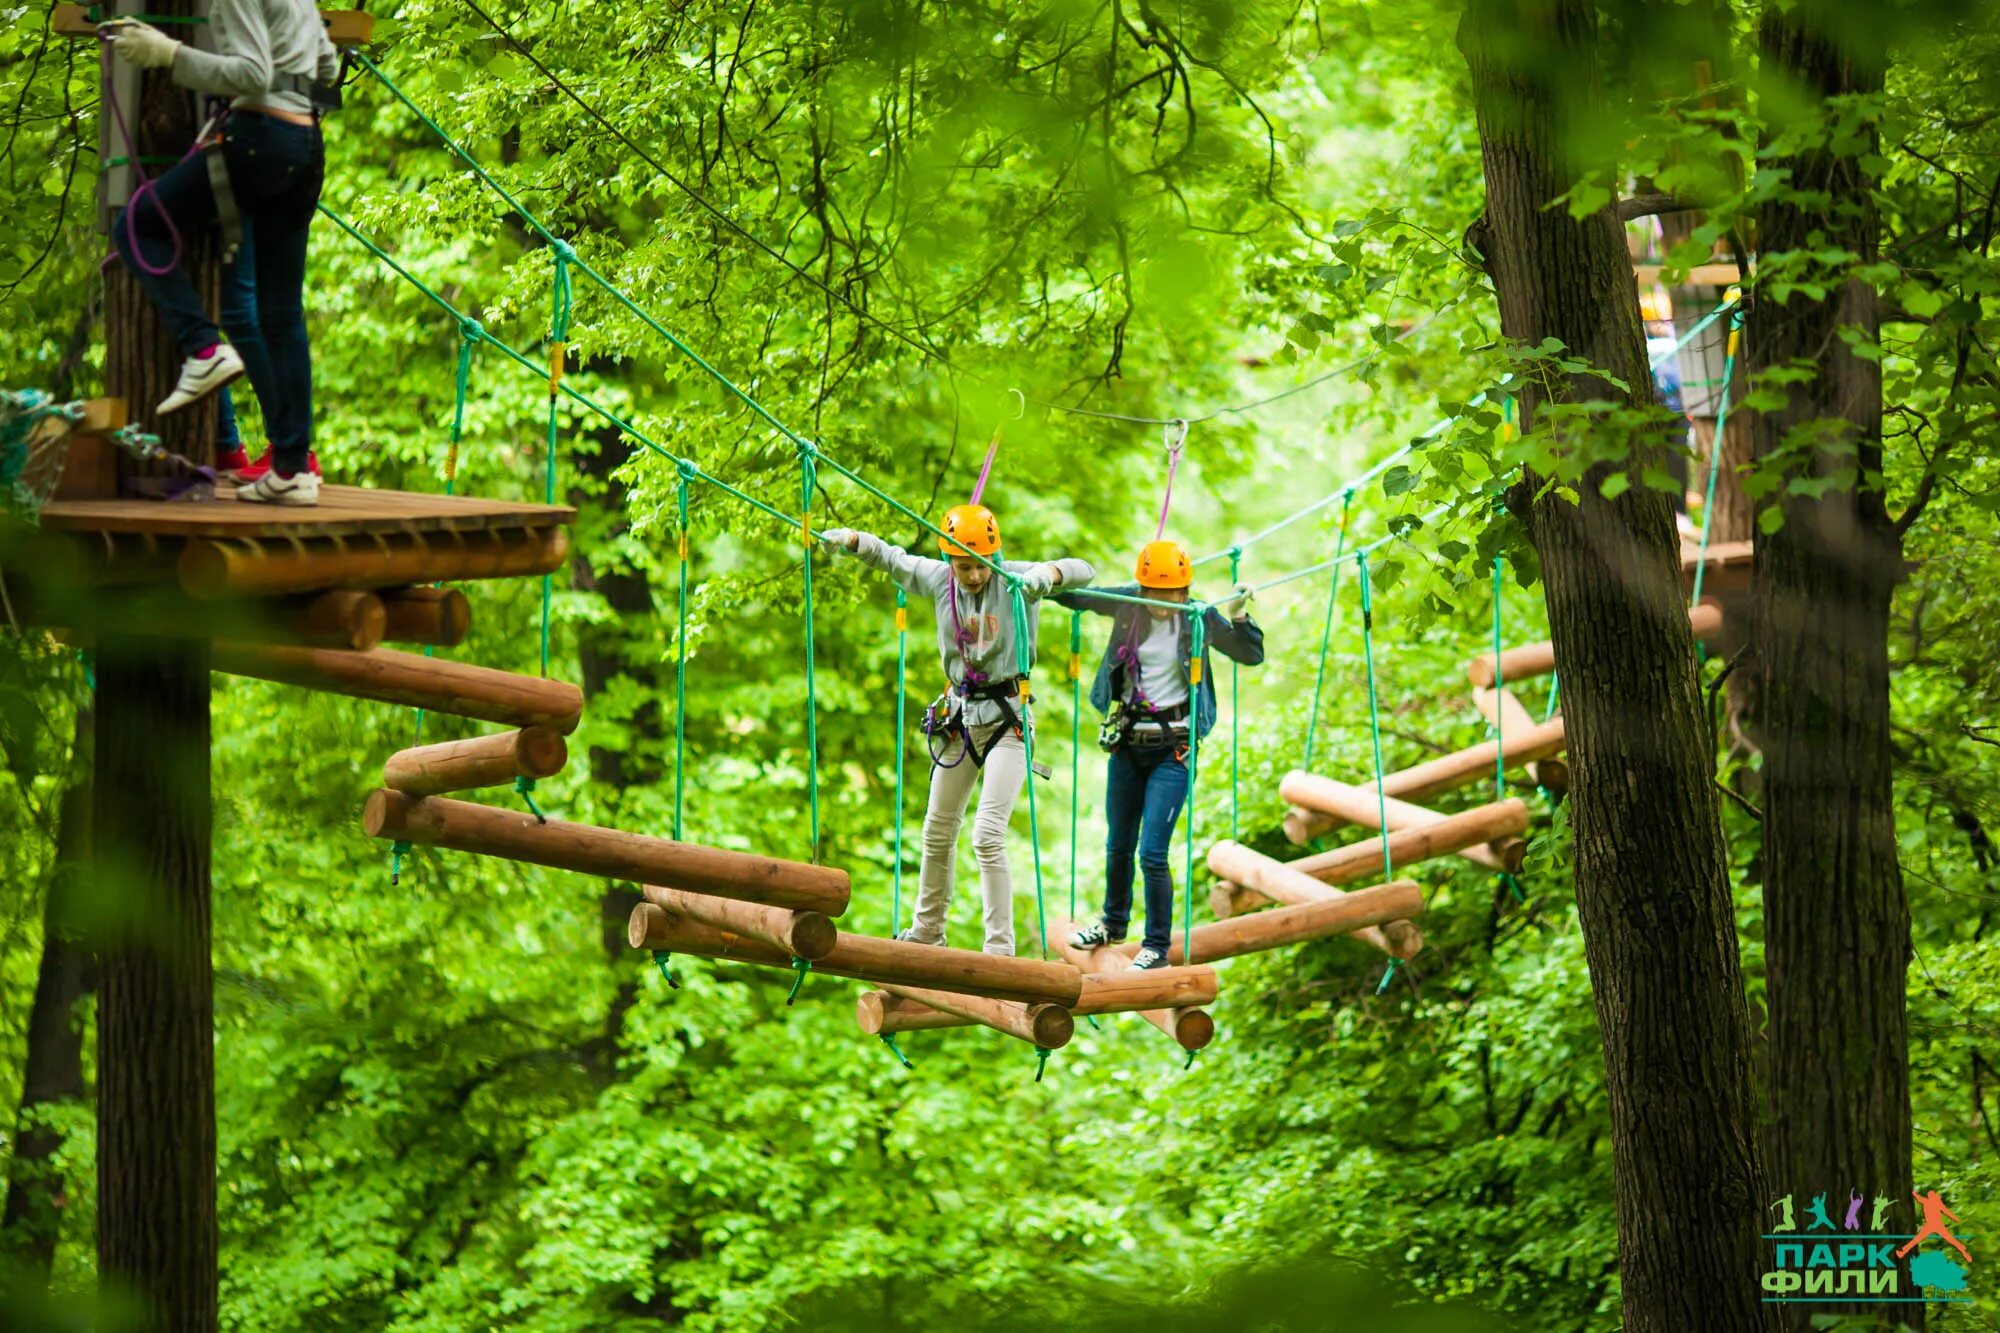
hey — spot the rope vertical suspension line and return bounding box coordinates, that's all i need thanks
[1068,609,1083,920]
[1228,547,1242,842]
[1302,490,1355,773]
[1181,611,1207,969]
[1010,581,1051,959]
[673,466,694,842]
[799,446,823,857]
[541,243,573,683]
[1357,554,1398,993]
[892,588,910,934]
[1689,309,1743,611]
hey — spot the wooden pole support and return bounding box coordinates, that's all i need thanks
[642,885,838,961]
[379,586,472,647]
[628,902,1079,1004]
[1114,880,1424,965]
[383,727,568,798]
[1284,718,1566,842]
[179,525,570,599]
[878,983,1074,1049]
[1280,770,1523,870]
[1467,602,1723,687]
[1074,965,1218,1015]
[1473,686,1564,796]
[369,790,853,915]
[1044,916,1215,1051]
[214,642,585,731]
[855,991,973,1034]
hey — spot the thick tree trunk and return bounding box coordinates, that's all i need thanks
[94,638,214,1333]
[95,4,219,1326]
[1747,10,1912,1329]
[1458,4,1771,1330]
[1,710,94,1282]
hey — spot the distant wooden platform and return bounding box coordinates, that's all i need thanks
[14,485,574,600]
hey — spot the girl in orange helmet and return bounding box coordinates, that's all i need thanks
[1055,538,1263,969]
[823,505,1095,955]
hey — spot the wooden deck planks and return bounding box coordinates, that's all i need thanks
[37,484,575,540]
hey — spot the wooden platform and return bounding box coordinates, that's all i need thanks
[13,485,574,600]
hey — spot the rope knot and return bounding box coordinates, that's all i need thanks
[457,315,485,342]
[794,438,821,462]
[675,457,701,482]
[550,238,578,263]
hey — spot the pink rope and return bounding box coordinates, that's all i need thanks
[99,29,196,278]
[968,427,1001,505]
[1154,419,1188,540]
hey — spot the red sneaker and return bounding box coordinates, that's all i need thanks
[216,446,251,473]
[233,449,321,483]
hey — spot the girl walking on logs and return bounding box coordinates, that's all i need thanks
[823,504,1094,956]
[103,1,339,505]
[1058,539,1264,969]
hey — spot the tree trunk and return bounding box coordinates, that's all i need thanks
[1746,9,1912,1328]
[95,4,219,1325]
[1457,4,1772,1330]
[1,709,94,1283]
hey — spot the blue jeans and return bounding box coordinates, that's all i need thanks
[1101,743,1191,953]
[114,112,323,471]
[214,223,257,452]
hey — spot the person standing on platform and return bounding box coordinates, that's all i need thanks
[1059,538,1264,969]
[822,505,1094,956]
[105,0,337,505]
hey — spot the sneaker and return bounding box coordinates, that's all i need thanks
[233,449,321,483]
[894,927,944,947]
[215,446,250,473]
[1069,920,1125,951]
[1128,947,1169,971]
[236,469,320,506]
[157,344,245,415]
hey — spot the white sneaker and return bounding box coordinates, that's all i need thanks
[1129,946,1168,971]
[236,468,320,506]
[157,344,245,415]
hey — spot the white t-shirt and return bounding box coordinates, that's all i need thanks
[1131,617,1189,711]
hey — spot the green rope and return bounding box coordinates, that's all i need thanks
[389,839,411,887]
[1228,547,1242,841]
[540,245,572,681]
[1301,490,1355,772]
[1068,610,1083,920]
[1184,1048,1198,1071]
[1357,553,1396,993]
[1500,872,1527,904]
[410,321,482,753]
[651,950,680,988]
[799,446,822,857]
[673,467,694,841]
[1034,1046,1052,1082]
[1689,310,1743,612]
[892,589,910,933]
[786,956,813,1005]
[514,775,546,822]
[1543,676,1560,723]
[1009,582,1050,958]
[1181,611,1208,968]
[879,1033,914,1070]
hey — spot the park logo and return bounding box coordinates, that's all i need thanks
[1761,1188,1972,1306]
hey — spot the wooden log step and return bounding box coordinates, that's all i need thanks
[627,903,1081,1005]
[1045,915,1215,1051]
[642,885,838,961]
[384,728,568,798]
[371,791,852,915]
[858,988,1075,1049]
[216,643,584,731]
[1280,770,1523,869]
[380,586,472,647]
[1285,718,1565,843]
[1471,688,1569,799]
[1467,602,1722,687]
[1112,880,1424,966]
[179,525,569,599]
[10,585,389,652]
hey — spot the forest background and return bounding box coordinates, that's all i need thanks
[2,0,1998,1329]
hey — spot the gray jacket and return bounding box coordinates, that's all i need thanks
[843,532,1095,729]
[174,0,340,117]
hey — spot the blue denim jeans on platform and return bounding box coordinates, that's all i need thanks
[213,223,257,454]
[113,112,323,471]
[1102,743,1192,953]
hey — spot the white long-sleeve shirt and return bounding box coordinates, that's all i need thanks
[172,0,339,117]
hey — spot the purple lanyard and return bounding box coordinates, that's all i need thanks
[946,580,991,688]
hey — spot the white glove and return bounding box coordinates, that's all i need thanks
[819,527,862,554]
[1017,566,1057,597]
[105,20,181,71]
[1218,583,1254,620]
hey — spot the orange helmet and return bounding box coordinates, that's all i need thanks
[1135,539,1193,589]
[940,503,1002,558]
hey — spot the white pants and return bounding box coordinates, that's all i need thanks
[908,723,1026,955]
